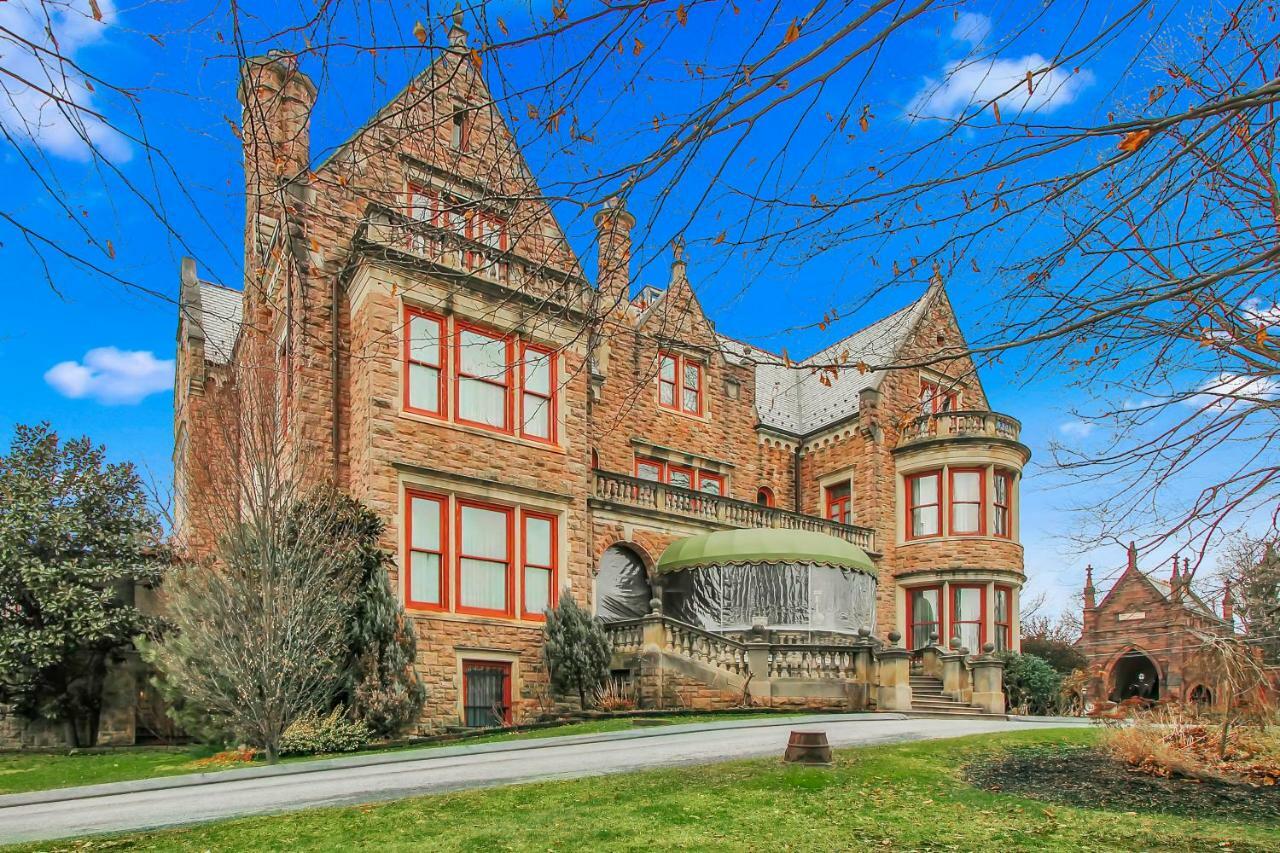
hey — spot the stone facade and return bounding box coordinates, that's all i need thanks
[174,20,1030,732]
[1080,545,1236,705]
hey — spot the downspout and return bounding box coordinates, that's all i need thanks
[331,269,340,483]
[793,440,803,514]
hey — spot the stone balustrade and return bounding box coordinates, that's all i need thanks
[592,470,876,553]
[897,409,1022,447]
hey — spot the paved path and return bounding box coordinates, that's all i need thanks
[0,714,1087,844]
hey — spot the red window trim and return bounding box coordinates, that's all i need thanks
[698,471,725,495]
[405,489,449,612]
[994,584,1013,651]
[635,457,665,481]
[666,463,695,491]
[462,659,512,725]
[407,182,438,225]
[757,486,776,508]
[948,467,986,537]
[657,351,705,416]
[906,584,942,650]
[519,342,557,445]
[825,482,852,525]
[920,379,959,414]
[455,498,515,618]
[993,470,1013,539]
[905,470,942,541]
[949,584,987,649]
[519,510,558,621]
[403,306,448,419]
[454,322,514,435]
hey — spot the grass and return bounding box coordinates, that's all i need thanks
[0,712,779,796]
[7,728,1279,852]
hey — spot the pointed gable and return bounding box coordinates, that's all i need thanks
[637,258,722,352]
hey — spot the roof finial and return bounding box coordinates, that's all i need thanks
[1170,554,1180,583]
[449,3,468,48]
[1127,541,1137,572]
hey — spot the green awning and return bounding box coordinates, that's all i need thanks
[656,528,876,576]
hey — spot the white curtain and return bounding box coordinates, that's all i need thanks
[911,588,938,649]
[951,471,981,533]
[953,587,982,651]
[911,475,939,536]
[408,316,441,412]
[459,330,508,427]
[409,496,442,604]
[460,506,509,610]
[410,552,440,604]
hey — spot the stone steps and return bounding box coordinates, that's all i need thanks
[908,674,987,715]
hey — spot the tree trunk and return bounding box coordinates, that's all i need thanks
[62,718,80,749]
[264,740,279,764]
[578,684,588,712]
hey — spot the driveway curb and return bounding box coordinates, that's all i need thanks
[0,712,907,809]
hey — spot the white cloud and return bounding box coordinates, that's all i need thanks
[907,53,1094,121]
[951,12,991,46]
[1059,420,1095,438]
[45,347,173,404]
[1184,371,1280,412]
[0,0,131,161]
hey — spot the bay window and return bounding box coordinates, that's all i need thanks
[995,585,1013,651]
[826,482,852,525]
[406,491,447,609]
[906,471,941,539]
[456,325,511,431]
[521,513,556,619]
[520,345,555,442]
[993,470,1013,538]
[949,468,985,536]
[405,309,446,417]
[457,502,513,615]
[658,352,704,416]
[950,585,985,651]
[908,586,941,650]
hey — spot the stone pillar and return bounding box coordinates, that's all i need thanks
[745,642,771,703]
[876,632,913,712]
[970,643,1006,714]
[850,626,876,711]
[919,632,943,678]
[940,648,970,702]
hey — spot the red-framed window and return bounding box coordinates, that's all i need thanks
[950,584,986,652]
[658,352,704,416]
[521,512,557,620]
[949,468,985,536]
[405,307,447,418]
[666,464,695,491]
[994,585,1013,651]
[519,344,555,443]
[455,323,512,433]
[635,458,664,482]
[825,482,852,525]
[408,183,438,224]
[698,472,725,496]
[406,490,448,611]
[993,470,1013,539]
[757,487,775,507]
[462,660,511,727]
[920,380,958,415]
[456,500,514,617]
[907,585,941,650]
[905,471,942,539]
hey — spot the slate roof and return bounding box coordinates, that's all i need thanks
[719,289,933,436]
[196,282,243,364]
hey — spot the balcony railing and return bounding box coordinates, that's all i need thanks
[897,410,1022,447]
[592,470,876,553]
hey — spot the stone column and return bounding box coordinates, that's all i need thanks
[851,626,876,711]
[919,632,943,678]
[970,643,1006,714]
[940,645,970,702]
[876,632,913,711]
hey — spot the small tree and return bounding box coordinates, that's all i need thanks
[1020,614,1087,675]
[543,596,612,710]
[999,652,1063,716]
[1221,537,1280,665]
[0,423,165,746]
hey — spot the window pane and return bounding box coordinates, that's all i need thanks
[912,589,938,623]
[668,469,692,489]
[636,461,661,481]
[524,566,551,614]
[409,315,441,366]
[912,506,939,537]
[956,623,981,652]
[459,330,507,379]
[953,472,981,502]
[911,474,937,506]
[953,587,982,621]
[524,516,552,566]
[700,477,722,495]
[683,362,700,390]
[460,377,507,427]
[682,388,699,412]
[995,588,1009,622]
[994,507,1008,537]
[461,506,508,559]
[410,191,433,222]
[524,351,551,395]
[660,382,675,405]
[953,504,980,534]
[659,356,676,381]
[409,364,440,412]
[410,497,441,550]
[522,394,550,438]
[995,474,1008,504]
[460,558,507,609]
[410,552,440,604]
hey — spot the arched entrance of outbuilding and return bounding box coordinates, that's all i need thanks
[595,544,654,621]
[1109,648,1162,702]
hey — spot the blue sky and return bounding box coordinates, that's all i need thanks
[1,0,1249,617]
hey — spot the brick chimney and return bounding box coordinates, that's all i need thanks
[593,196,634,317]
[238,50,317,267]
[1222,579,1234,624]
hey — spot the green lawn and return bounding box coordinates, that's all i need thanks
[7,729,1277,852]
[0,712,777,796]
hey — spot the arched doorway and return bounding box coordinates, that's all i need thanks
[595,544,653,621]
[1109,649,1161,702]
[1189,684,1214,705]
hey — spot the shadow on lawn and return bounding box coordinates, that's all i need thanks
[965,744,1280,824]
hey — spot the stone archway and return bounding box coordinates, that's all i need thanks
[595,544,653,621]
[1109,648,1161,702]
[1189,684,1214,705]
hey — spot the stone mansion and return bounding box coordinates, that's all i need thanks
[173,19,1030,729]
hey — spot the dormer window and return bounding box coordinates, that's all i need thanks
[920,379,958,415]
[659,352,703,416]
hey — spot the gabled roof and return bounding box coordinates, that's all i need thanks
[720,288,933,435]
[195,282,243,364]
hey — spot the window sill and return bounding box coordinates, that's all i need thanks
[657,405,711,424]
[402,608,548,628]
[899,534,1023,548]
[397,410,567,455]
